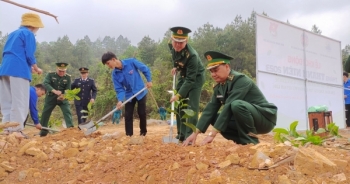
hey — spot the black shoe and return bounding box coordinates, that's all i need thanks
[19,131,29,139]
[140,132,146,136]
[176,135,184,141]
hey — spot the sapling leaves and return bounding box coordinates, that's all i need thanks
[182,109,195,119]
[273,121,339,147]
[289,121,299,137]
[80,102,94,123]
[64,88,81,101]
[167,92,196,132]
[327,123,340,137]
[272,128,289,135]
[184,122,197,132]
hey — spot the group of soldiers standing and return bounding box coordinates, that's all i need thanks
[39,64,98,136]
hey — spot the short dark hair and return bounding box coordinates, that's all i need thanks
[34,84,47,93]
[344,72,349,77]
[101,51,117,65]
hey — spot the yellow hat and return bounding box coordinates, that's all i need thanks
[21,13,44,28]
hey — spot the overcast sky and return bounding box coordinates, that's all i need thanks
[0,0,349,49]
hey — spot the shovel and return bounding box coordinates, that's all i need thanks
[26,123,60,133]
[79,87,147,135]
[162,75,179,144]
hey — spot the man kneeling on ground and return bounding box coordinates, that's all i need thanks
[183,51,278,146]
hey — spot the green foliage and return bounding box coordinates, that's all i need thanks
[3,10,348,124]
[273,121,340,146]
[289,121,299,137]
[47,116,62,128]
[64,88,81,101]
[327,123,340,137]
[166,94,197,132]
[81,102,93,120]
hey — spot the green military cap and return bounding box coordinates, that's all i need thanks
[56,62,68,71]
[170,26,191,42]
[204,51,233,70]
[79,67,89,73]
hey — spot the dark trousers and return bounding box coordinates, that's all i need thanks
[23,114,29,127]
[124,95,147,136]
[75,104,88,124]
[345,104,350,127]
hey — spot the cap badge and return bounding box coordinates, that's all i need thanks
[177,29,183,35]
[61,64,65,67]
[206,55,212,61]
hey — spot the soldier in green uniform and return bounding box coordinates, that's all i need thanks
[183,51,278,146]
[40,63,74,136]
[168,26,205,142]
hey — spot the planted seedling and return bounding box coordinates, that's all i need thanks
[273,121,340,147]
[166,90,196,132]
[81,102,99,129]
[57,88,81,101]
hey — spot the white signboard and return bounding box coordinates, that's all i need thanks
[256,14,344,130]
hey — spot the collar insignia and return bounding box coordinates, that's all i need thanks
[228,74,234,81]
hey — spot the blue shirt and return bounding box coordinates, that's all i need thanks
[29,86,40,124]
[112,58,152,101]
[0,26,37,81]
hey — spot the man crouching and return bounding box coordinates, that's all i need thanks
[183,51,277,146]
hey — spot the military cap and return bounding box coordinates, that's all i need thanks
[79,67,89,73]
[56,62,69,71]
[170,26,191,42]
[204,51,233,70]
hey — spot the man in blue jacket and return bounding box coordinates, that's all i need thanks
[343,72,350,128]
[0,13,44,135]
[101,52,152,136]
[24,84,47,130]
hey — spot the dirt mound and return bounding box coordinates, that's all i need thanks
[0,123,350,183]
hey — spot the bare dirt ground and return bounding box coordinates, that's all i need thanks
[1,119,350,184]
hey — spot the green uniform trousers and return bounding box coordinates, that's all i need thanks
[214,100,275,145]
[176,86,202,141]
[40,95,73,136]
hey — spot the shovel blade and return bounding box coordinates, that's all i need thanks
[78,120,97,135]
[83,126,97,136]
[162,136,179,144]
